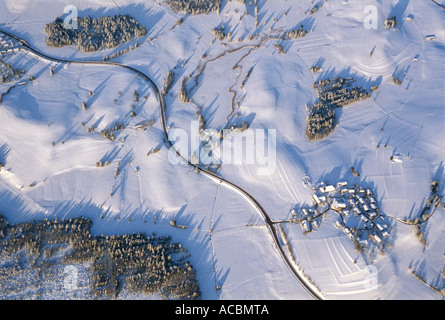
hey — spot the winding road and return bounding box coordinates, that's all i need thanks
[0,29,325,300]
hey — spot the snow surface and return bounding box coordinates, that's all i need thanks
[0,0,444,299]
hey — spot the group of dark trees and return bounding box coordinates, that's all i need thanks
[178,78,190,102]
[307,5,320,15]
[306,77,372,140]
[0,214,200,299]
[45,14,147,52]
[162,70,175,95]
[283,26,308,40]
[212,26,227,41]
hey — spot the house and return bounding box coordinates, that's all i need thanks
[335,221,342,229]
[382,231,390,238]
[342,209,350,216]
[363,204,370,212]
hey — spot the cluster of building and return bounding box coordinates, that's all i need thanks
[0,35,24,85]
[291,181,392,254]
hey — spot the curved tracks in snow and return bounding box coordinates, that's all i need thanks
[0,29,325,300]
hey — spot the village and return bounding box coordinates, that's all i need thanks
[291,181,393,258]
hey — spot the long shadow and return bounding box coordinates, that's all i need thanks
[119,149,135,172]
[215,266,231,292]
[312,57,326,70]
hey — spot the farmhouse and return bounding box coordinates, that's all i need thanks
[319,185,336,193]
[372,234,382,244]
[332,200,347,210]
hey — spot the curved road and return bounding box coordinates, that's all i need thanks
[0,29,325,300]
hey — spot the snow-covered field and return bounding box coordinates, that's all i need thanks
[0,0,444,299]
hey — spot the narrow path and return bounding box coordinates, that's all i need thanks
[0,29,325,300]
